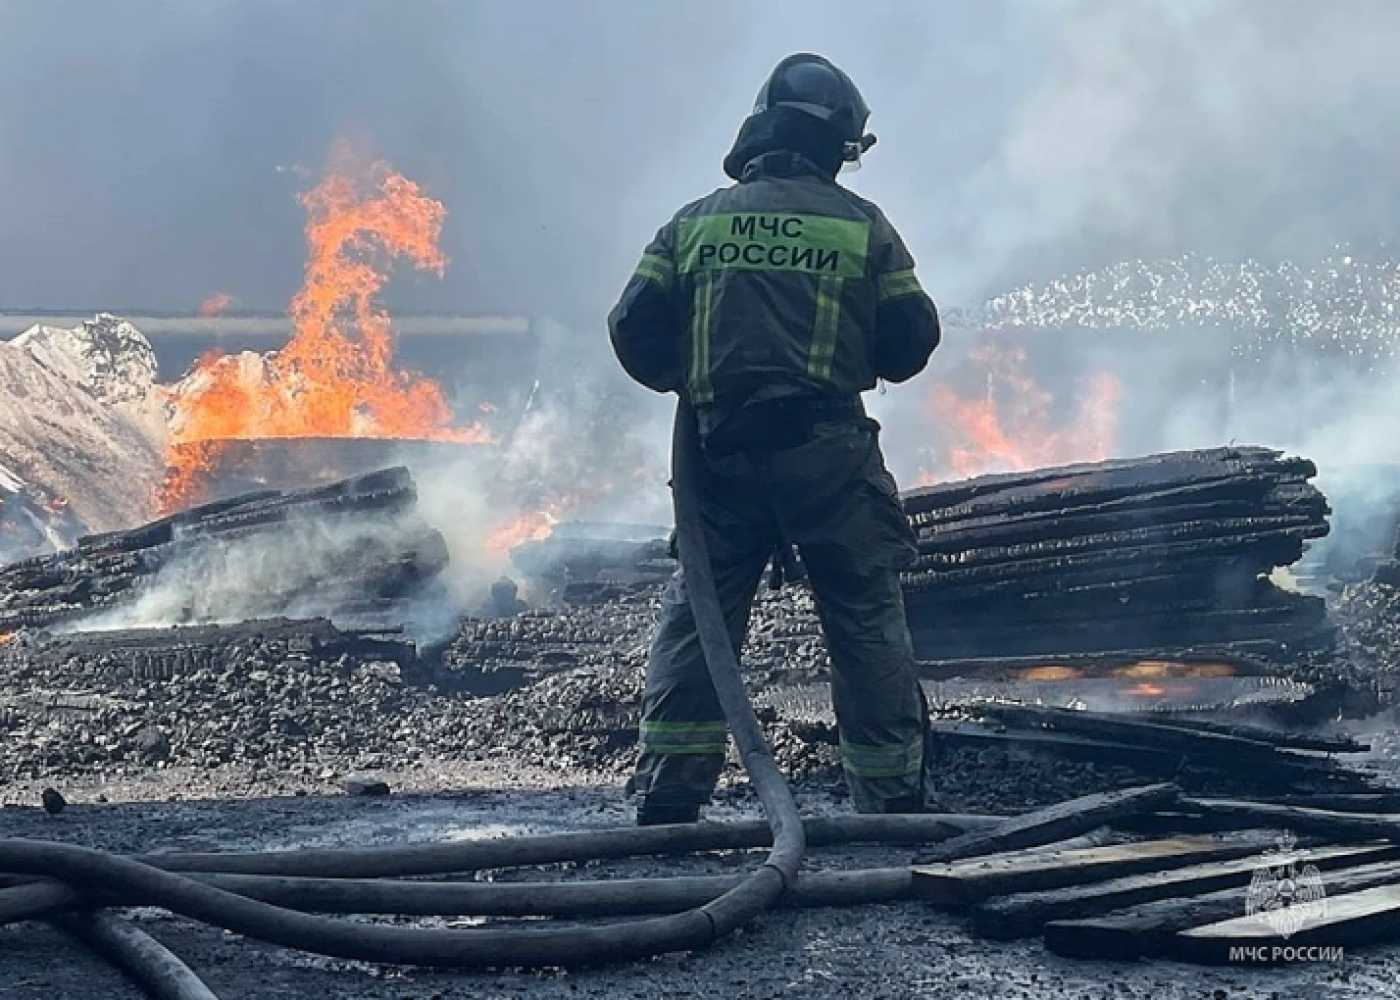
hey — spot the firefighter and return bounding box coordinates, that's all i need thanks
[608,53,941,823]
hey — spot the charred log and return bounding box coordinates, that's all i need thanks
[0,467,446,632]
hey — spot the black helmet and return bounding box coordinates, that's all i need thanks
[752,53,875,162]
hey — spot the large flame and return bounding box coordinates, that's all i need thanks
[918,342,1122,483]
[161,147,491,509]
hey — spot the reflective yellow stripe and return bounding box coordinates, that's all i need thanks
[806,275,843,382]
[640,720,727,756]
[877,268,923,302]
[688,272,715,404]
[641,742,727,755]
[840,734,923,779]
[634,252,674,290]
[640,721,727,735]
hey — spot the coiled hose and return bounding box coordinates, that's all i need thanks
[0,402,988,995]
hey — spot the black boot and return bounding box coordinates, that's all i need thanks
[636,797,702,826]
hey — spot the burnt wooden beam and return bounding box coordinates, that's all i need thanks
[971,842,1398,940]
[1044,857,1400,960]
[1272,793,1400,812]
[925,722,1185,773]
[914,784,1180,865]
[913,831,1284,905]
[902,447,1292,520]
[978,705,1308,759]
[1175,881,1400,963]
[1180,798,1400,842]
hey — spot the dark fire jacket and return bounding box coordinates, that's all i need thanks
[608,151,941,426]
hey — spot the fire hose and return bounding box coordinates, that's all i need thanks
[0,401,993,997]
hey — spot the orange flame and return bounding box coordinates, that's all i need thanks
[199,292,238,317]
[0,632,12,648]
[483,509,559,559]
[918,343,1122,483]
[160,146,492,510]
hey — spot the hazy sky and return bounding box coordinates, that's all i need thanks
[0,0,1397,330]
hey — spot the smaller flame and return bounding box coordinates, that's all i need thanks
[0,633,13,647]
[918,342,1122,482]
[199,292,238,317]
[484,509,558,559]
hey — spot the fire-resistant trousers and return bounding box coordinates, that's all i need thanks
[633,418,929,814]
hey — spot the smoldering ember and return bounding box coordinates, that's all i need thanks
[10,176,1400,1000]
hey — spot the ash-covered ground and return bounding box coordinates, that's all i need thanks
[6,579,1400,813]
[5,581,1400,997]
[1,581,1204,815]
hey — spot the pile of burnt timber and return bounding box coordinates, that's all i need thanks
[900,446,1331,660]
[0,466,448,633]
[0,616,415,683]
[914,785,1400,963]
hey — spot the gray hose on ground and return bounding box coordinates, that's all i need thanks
[1,867,916,924]
[0,826,1121,927]
[53,909,221,1000]
[0,402,805,969]
[0,813,998,925]
[139,812,999,878]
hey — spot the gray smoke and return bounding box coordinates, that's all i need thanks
[6,2,1400,572]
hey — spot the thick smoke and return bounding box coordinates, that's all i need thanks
[6,3,1400,575]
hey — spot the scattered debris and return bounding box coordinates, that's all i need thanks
[343,775,390,797]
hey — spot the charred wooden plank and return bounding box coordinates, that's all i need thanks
[914,784,1179,865]
[972,842,1397,940]
[978,705,1294,758]
[911,516,1324,572]
[1044,857,1400,960]
[902,531,1319,592]
[916,503,1320,553]
[901,447,1289,518]
[913,831,1284,905]
[1175,882,1400,963]
[925,722,1185,773]
[909,459,1321,528]
[1151,719,1367,754]
[1180,798,1400,842]
[1273,793,1400,812]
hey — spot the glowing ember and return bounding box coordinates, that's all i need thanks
[1124,682,1170,698]
[199,291,238,317]
[1012,666,1084,681]
[161,145,492,510]
[0,632,11,647]
[917,342,1122,482]
[1114,660,1237,679]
